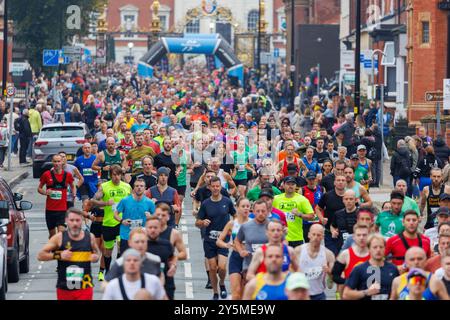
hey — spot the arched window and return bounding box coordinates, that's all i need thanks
[186,19,200,34]
[248,10,259,32]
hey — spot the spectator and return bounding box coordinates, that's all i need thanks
[17,109,32,165]
[70,103,83,122]
[390,139,413,187]
[0,118,9,168]
[41,105,53,125]
[433,135,450,166]
[415,145,444,191]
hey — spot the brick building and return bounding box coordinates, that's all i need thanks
[0,2,13,90]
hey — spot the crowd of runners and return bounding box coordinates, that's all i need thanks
[24,61,450,300]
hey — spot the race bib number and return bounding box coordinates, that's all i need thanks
[66,266,84,282]
[134,161,143,169]
[371,294,388,300]
[304,267,323,281]
[209,230,221,240]
[251,243,263,252]
[238,165,246,171]
[83,168,94,176]
[111,203,118,212]
[49,190,63,200]
[342,232,350,242]
[129,219,143,229]
[287,213,296,222]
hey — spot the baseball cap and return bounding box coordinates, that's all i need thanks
[155,112,163,117]
[285,273,310,291]
[305,171,317,180]
[228,123,237,129]
[439,193,450,201]
[350,154,359,160]
[259,188,274,199]
[357,145,367,151]
[157,167,170,177]
[284,176,297,184]
[436,207,450,217]
[407,268,427,281]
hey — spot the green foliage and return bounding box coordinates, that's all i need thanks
[9,0,105,69]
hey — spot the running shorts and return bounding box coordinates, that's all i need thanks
[102,225,120,250]
[203,240,229,259]
[57,287,93,300]
[175,185,186,197]
[90,222,103,238]
[228,250,243,275]
[233,179,248,186]
[45,210,66,231]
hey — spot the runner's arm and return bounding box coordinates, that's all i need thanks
[431,275,450,300]
[73,167,84,188]
[389,277,400,300]
[90,233,100,263]
[224,172,237,196]
[37,181,50,196]
[246,248,264,281]
[242,278,257,300]
[325,248,336,275]
[359,187,373,208]
[331,250,348,284]
[288,247,299,272]
[37,234,62,261]
[173,230,187,261]
[216,221,233,249]
[315,205,326,225]
[419,187,428,215]
[91,152,104,171]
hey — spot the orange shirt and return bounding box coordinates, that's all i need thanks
[278,150,300,162]
[191,114,209,123]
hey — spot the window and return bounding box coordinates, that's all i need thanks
[422,21,430,44]
[248,10,259,32]
[186,19,200,34]
[159,15,168,32]
[120,5,139,38]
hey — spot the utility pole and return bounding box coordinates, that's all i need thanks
[257,0,262,83]
[290,0,295,107]
[354,0,361,115]
[2,0,8,97]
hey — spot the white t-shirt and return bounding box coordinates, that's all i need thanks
[103,274,166,300]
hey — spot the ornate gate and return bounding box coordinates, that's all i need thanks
[234,33,256,68]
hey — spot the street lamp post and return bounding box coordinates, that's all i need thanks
[2,0,8,97]
[290,0,295,107]
[257,0,262,82]
[355,0,361,115]
[128,42,134,65]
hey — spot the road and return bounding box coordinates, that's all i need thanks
[6,162,394,300]
[6,171,229,300]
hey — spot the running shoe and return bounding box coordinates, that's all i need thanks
[205,279,212,289]
[98,271,105,281]
[335,292,341,300]
[220,285,227,299]
[326,275,334,289]
[212,293,219,300]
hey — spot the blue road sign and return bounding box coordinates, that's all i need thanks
[43,50,60,66]
[63,56,71,65]
[274,48,279,58]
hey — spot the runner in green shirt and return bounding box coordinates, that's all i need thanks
[272,176,315,247]
[375,190,405,238]
[395,179,420,215]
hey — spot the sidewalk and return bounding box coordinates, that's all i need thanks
[0,155,31,188]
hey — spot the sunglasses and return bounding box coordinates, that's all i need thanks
[409,276,426,286]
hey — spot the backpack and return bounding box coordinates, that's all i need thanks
[367,147,377,160]
[397,152,412,178]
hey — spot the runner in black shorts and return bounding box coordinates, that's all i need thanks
[45,210,67,232]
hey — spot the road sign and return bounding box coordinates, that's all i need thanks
[290,65,296,72]
[63,56,71,65]
[444,79,450,110]
[425,91,444,102]
[274,48,279,58]
[43,49,60,66]
[260,52,272,64]
[9,62,30,77]
[62,46,83,55]
[6,85,16,97]
[439,1,450,10]
[340,50,355,70]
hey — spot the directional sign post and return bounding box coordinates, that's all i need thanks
[43,50,60,67]
[425,91,444,102]
[6,84,15,171]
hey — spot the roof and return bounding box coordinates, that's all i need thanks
[41,122,86,129]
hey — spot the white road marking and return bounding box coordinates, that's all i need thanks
[18,296,23,300]
[182,233,189,245]
[38,265,42,270]
[16,187,24,193]
[31,275,35,278]
[185,282,194,299]
[180,219,187,225]
[184,262,192,278]
[181,225,187,232]
[186,248,190,260]
[24,287,29,291]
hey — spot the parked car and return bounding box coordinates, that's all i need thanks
[0,214,7,300]
[0,178,32,284]
[32,122,89,178]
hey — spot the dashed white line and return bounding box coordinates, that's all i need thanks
[18,296,23,300]
[182,233,189,245]
[185,282,194,299]
[184,262,192,278]
[31,275,35,278]
[181,225,187,232]
[38,265,42,270]
[186,248,190,260]
[180,219,187,225]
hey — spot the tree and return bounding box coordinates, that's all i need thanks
[9,0,105,70]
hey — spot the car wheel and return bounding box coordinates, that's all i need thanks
[7,247,20,283]
[32,162,42,179]
[19,250,29,274]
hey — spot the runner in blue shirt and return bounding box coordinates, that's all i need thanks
[74,143,98,200]
[114,178,156,254]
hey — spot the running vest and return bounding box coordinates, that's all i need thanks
[217,169,229,189]
[391,232,424,264]
[299,244,327,296]
[257,244,291,274]
[231,220,242,241]
[49,170,68,203]
[149,186,176,227]
[101,150,122,180]
[398,272,437,300]
[56,231,93,290]
[119,139,134,155]
[282,157,299,177]
[159,226,173,243]
[252,272,289,300]
[346,182,362,203]
[344,246,370,278]
[426,185,445,229]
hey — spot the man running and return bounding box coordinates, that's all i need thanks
[154,138,180,189]
[92,165,132,276]
[343,234,399,300]
[129,156,157,189]
[58,151,84,209]
[419,168,450,229]
[376,190,405,238]
[126,132,157,176]
[242,245,289,300]
[92,137,127,180]
[246,220,299,280]
[196,176,236,300]
[273,176,315,248]
[37,208,100,300]
[396,179,420,215]
[301,171,324,241]
[38,154,76,238]
[343,166,373,208]
[113,179,155,253]
[74,143,98,202]
[331,189,359,250]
